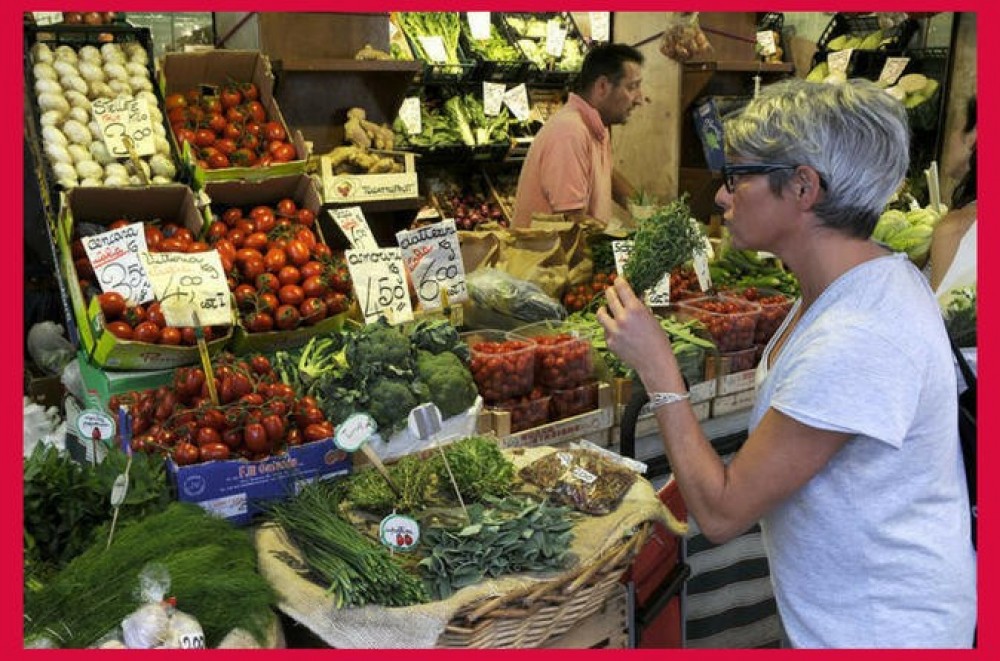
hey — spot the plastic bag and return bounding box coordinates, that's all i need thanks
[23,397,66,457]
[659,12,713,62]
[119,563,205,649]
[466,268,566,323]
[27,321,75,376]
[519,447,640,515]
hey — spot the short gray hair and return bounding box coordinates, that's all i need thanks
[725,78,910,238]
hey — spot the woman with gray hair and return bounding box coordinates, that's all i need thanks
[598,79,976,648]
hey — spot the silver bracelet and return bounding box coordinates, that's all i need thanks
[648,391,690,410]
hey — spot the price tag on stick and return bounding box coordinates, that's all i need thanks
[395,219,468,311]
[329,206,379,250]
[590,12,610,42]
[399,97,422,136]
[418,35,449,63]
[335,413,399,497]
[141,250,232,327]
[827,49,853,77]
[91,96,156,158]
[82,222,154,305]
[878,57,911,86]
[503,84,531,122]
[345,247,414,324]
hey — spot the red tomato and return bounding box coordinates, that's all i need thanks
[240,256,266,281]
[299,298,327,325]
[195,426,223,448]
[264,247,287,273]
[132,321,161,344]
[275,304,301,330]
[295,208,316,227]
[214,136,237,155]
[165,93,187,112]
[243,231,269,252]
[234,283,258,310]
[285,240,310,266]
[98,292,127,320]
[279,284,305,306]
[246,100,267,124]
[245,311,274,333]
[175,127,197,148]
[250,355,272,375]
[323,291,349,315]
[255,272,280,293]
[222,207,243,226]
[258,292,279,315]
[230,148,257,167]
[173,442,201,465]
[194,128,216,148]
[301,274,328,299]
[285,427,303,446]
[261,414,286,443]
[243,422,270,453]
[263,121,287,142]
[220,86,243,109]
[272,142,296,162]
[240,82,260,101]
[207,152,230,169]
[276,198,297,217]
[225,106,246,124]
[303,421,334,442]
[311,243,333,260]
[277,265,301,286]
[199,442,231,462]
[208,113,228,134]
[254,211,277,233]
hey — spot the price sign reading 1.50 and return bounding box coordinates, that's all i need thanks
[345,247,413,325]
[396,219,468,311]
[141,251,232,327]
[91,96,156,157]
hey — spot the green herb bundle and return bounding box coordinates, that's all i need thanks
[265,480,428,608]
[24,502,276,649]
[623,195,707,296]
[419,495,575,600]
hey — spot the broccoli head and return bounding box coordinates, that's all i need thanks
[416,350,478,418]
[368,377,430,436]
[346,318,415,379]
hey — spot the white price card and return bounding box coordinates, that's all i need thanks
[545,19,567,57]
[396,219,469,310]
[483,81,506,117]
[468,12,491,40]
[76,409,116,443]
[141,250,232,327]
[503,83,531,122]
[692,218,713,292]
[82,223,154,305]
[32,12,63,25]
[346,247,414,325]
[329,206,379,250]
[878,57,911,85]
[335,412,377,452]
[91,96,156,157]
[589,12,610,42]
[756,30,777,56]
[611,240,634,275]
[399,96,422,135]
[827,49,853,76]
[418,35,449,63]
[644,273,672,307]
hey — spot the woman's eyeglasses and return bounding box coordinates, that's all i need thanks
[721,163,828,194]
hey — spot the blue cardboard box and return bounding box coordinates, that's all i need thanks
[167,438,352,525]
[692,98,726,173]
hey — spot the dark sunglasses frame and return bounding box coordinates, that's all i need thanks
[721,163,828,194]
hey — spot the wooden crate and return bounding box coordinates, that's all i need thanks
[540,586,628,649]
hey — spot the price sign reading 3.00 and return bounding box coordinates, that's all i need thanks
[396,219,468,310]
[141,251,232,327]
[91,96,156,157]
[346,247,414,325]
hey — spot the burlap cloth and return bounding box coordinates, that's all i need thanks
[254,445,687,648]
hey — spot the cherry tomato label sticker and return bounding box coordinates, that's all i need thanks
[334,412,377,452]
[77,410,115,443]
[380,514,420,551]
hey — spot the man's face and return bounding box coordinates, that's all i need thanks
[597,61,644,126]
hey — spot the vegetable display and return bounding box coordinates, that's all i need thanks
[398,12,463,71]
[676,295,760,353]
[460,18,524,62]
[29,39,176,188]
[394,94,524,150]
[871,204,944,266]
[709,248,801,298]
[503,14,586,72]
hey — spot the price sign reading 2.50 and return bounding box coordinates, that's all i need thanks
[345,247,413,325]
[395,219,468,311]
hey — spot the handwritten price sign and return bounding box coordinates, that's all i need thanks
[91,96,156,157]
[329,206,379,250]
[82,223,154,305]
[396,219,468,310]
[141,251,232,327]
[346,247,414,325]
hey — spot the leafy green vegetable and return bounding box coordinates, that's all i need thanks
[399,12,463,69]
[943,286,976,347]
[624,195,707,296]
[461,20,523,62]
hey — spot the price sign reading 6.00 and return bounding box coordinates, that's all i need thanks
[395,219,468,310]
[91,96,156,157]
[345,247,413,325]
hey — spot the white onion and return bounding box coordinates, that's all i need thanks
[39,110,65,127]
[90,142,114,166]
[67,106,90,125]
[54,45,78,62]
[67,143,91,164]
[64,90,90,109]
[104,162,129,179]
[75,159,104,180]
[33,62,58,81]
[60,75,88,96]
[38,92,70,114]
[34,77,62,96]
[103,62,128,82]
[128,76,153,92]
[44,142,72,165]
[41,125,68,147]
[31,43,54,64]
[78,45,102,63]
[53,161,78,181]
[62,119,92,146]
[78,60,106,83]
[53,59,79,79]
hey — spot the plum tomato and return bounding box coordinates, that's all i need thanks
[173,441,201,466]
[243,422,270,453]
[98,292,127,320]
[106,320,134,341]
[199,442,231,462]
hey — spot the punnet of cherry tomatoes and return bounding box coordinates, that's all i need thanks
[726,286,794,345]
[73,218,229,345]
[561,271,617,312]
[675,294,761,353]
[164,82,298,170]
[205,198,353,333]
[108,352,335,466]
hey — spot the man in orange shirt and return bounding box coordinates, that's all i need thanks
[512,43,645,229]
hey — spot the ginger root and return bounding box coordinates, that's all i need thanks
[354,43,393,60]
[344,107,395,151]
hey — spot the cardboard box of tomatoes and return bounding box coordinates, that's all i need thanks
[167,438,353,526]
[202,173,352,354]
[160,50,309,183]
[56,185,233,370]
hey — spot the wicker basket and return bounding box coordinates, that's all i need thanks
[435,521,651,648]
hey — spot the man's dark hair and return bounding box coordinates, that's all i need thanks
[576,43,644,93]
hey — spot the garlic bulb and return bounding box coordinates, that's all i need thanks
[31,43,54,64]
[41,125,68,147]
[38,92,70,114]
[33,62,59,81]
[75,159,104,180]
[67,143,91,164]
[89,142,114,166]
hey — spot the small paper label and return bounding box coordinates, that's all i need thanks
[644,273,671,307]
[418,35,449,63]
[399,97,422,135]
[82,223,154,305]
[141,250,231,327]
[330,206,379,250]
[32,12,63,26]
[756,30,777,56]
[91,96,156,158]
[590,12,610,42]
[346,247,414,324]
[76,409,116,443]
[380,514,420,551]
[110,473,129,507]
[468,12,491,40]
[611,240,634,275]
[878,57,910,85]
[692,218,712,291]
[570,466,599,484]
[503,84,531,122]
[545,19,567,57]
[166,615,206,649]
[483,81,506,117]
[827,49,853,76]
[335,412,377,452]
[396,219,468,310]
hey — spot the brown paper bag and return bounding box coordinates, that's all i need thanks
[497,227,569,299]
[458,230,504,273]
[527,218,594,288]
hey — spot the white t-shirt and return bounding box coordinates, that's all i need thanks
[750,253,976,648]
